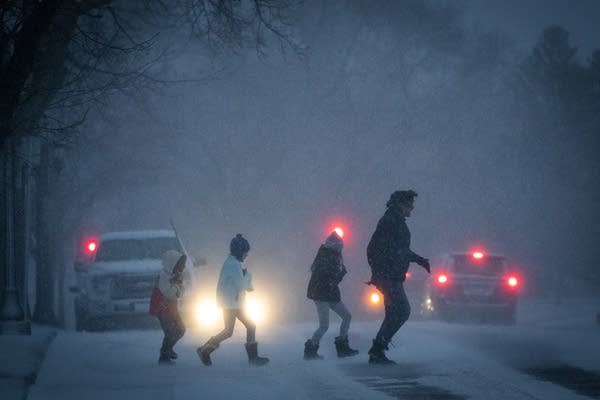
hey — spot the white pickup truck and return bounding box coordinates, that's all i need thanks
[72,230,191,331]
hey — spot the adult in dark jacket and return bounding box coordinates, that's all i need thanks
[304,231,359,359]
[366,190,430,364]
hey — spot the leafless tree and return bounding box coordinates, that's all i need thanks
[1,0,302,326]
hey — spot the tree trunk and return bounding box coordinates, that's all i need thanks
[32,141,56,324]
[13,139,28,320]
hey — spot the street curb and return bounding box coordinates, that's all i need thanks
[0,330,57,400]
[24,331,57,399]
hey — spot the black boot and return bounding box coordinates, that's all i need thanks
[245,342,269,366]
[335,336,359,358]
[303,339,323,360]
[368,339,395,365]
[167,349,178,359]
[158,352,175,365]
[196,340,218,366]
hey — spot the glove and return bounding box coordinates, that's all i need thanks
[421,258,431,274]
[174,283,185,298]
[416,256,430,274]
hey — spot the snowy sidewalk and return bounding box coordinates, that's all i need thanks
[0,326,57,400]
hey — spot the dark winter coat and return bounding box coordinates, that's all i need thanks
[307,245,347,302]
[367,206,424,285]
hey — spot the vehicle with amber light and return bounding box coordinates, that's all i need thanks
[421,250,522,324]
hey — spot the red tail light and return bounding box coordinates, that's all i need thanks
[436,273,449,286]
[504,273,521,290]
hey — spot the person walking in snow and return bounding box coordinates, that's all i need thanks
[304,231,359,360]
[197,234,269,366]
[366,190,430,364]
[149,250,187,365]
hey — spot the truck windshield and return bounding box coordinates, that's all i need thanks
[95,237,181,261]
[452,255,505,276]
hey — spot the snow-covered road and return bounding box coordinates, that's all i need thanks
[28,300,600,400]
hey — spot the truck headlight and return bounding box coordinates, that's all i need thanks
[245,295,267,324]
[194,299,222,327]
[192,294,269,327]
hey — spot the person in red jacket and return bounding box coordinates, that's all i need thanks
[150,250,187,365]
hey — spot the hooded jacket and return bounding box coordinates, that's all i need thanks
[149,250,185,317]
[306,245,346,302]
[367,206,423,285]
[216,254,254,309]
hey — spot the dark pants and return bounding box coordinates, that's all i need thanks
[158,314,186,354]
[374,280,411,346]
[210,308,256,344]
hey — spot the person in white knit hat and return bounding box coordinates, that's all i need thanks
[149,250,187,365]
[304,231,359,360]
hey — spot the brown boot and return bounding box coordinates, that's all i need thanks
[245,342,269,366]
[196,341,219,366]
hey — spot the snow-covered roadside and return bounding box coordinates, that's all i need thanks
[358,297,600,399]
[27,323,391,400]
[0,326,57,400]
[15,298,600,400]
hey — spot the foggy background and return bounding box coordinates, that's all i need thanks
[47,0,599,321]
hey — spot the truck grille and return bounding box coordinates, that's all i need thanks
[110,274,158,300]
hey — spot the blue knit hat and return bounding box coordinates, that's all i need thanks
[230,234,250,260]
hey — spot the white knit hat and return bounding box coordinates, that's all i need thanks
[324,232,343,252]
[162,249,183,272]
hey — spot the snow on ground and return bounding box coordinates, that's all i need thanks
[15,298,600,400]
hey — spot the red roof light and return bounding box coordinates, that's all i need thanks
[83,239,98,256]
[505,274,521,290]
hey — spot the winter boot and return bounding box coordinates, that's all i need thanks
[368,339,395,365]
[303,339,324,360]
[167,349,178,359]
[158,352,175,365]
[245,342,269,366]
[334,336,359,358]
[196,341,219,366]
